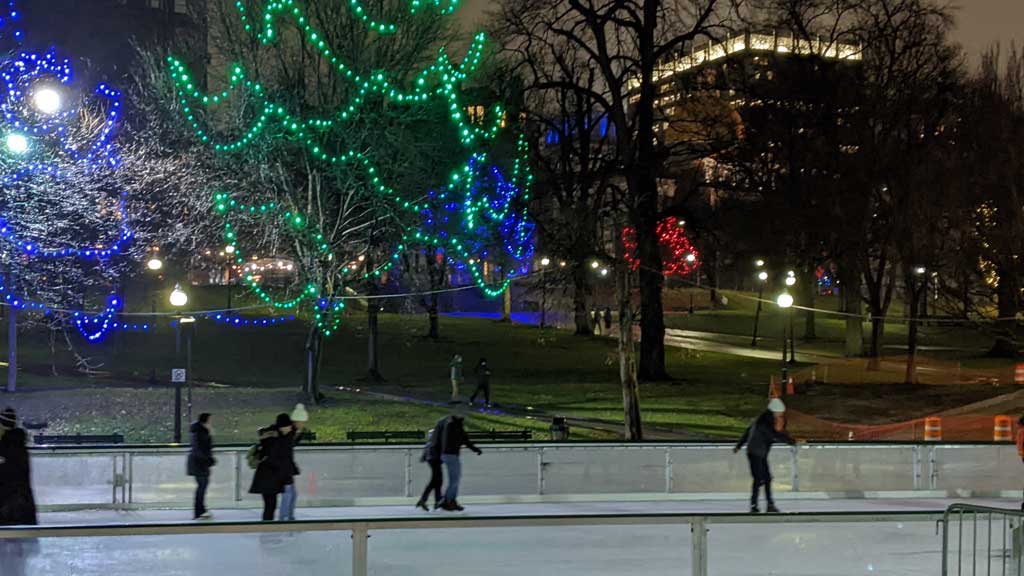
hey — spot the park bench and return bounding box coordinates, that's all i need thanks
[347,430,425,443]
[33,433,125,446]
[468,429,533,442]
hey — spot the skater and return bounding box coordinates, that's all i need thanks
[0,407,37,526]
[416,418,446,511]
[249,413,294,521]
[449,354,464,402]
[439,414,482,511]
[278,404,308,521]
[187,413,216,520]
[734,398,796,513]
[1017,415,1024,510]
[470,357,492,406]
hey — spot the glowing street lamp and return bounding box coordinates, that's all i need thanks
[776,292,795,383]
[224,245,236,255]
[785,275,796,287]
[758,271,769,282]
[32,87,62,115]
[776,293,794,309]
[751,270,770,347]
[169,284,188,308]
[590,260,600,270]
[756,259,765,268]
[540,257,551,267]
[147,257,163,271]
[5,133,28,154]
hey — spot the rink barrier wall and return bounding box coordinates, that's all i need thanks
[24,441,1024,511]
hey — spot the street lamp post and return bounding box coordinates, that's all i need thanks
[169,284,189,443]
[145,255,163,384]
[776,293,794,386]
[539,257,551,328]
[785,275,797,364]
[751,265,768,347]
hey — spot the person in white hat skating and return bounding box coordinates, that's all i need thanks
[278,403,309,521]
[734,398,797,513]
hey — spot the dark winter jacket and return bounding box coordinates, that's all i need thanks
[248,426,292,495]
[735,411,796,458]
[474,362,491,385]
[440,416,481,457]
[0,427,37,526]
[187,421,215,477]
[421,420,445,463]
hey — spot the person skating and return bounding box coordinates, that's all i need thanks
[249,413,294,521]
[278,404,308,521]
[415,418,446,511]
[469,358,492,407]
[439,414,482,511]
[1017,415,1024,511]
[187,413,216,520]
[0,407,37,526]
[734,398,796,514]
[449,354,464,403]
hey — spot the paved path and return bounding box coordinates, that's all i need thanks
[0,498,1010,576]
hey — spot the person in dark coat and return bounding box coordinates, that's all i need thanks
[603,307,613,332]
[187,413,216,520]
[0,407,37,526]
[248,413,294,521]
[469,358,492,407]
[734,398,796,514]
[439,415,482,511]
[416,418,446,511]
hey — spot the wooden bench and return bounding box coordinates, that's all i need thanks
[468,429,533,442]
[33,433,124,445]
[347,430,425,443]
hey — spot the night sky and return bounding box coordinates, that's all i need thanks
[456,0,1022,65]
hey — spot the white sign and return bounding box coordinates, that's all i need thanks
[171,369,187,383]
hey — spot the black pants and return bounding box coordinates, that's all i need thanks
[194,475,209,518]
[470,382,490,405]
[419,460,443,505]
[748,453,773,506]
[262,493,278,521]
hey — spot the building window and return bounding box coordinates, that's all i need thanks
[150,0,161,8]
[175,0,188,13]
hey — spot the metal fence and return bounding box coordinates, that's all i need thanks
[942,504,1024,576]
[27,442,1024,510]
[0,509,942,576]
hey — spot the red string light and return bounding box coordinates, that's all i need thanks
[622,216,700,277]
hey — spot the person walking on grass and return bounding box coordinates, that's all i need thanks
[416,418,446,511]
[277,404,308,521]
[187,413,216,520]
[449,354,464,403]
[439,415,482,511]
[0,407,36,526]
[734,398,796,514]
[470,357,492,407]
[249,413,294,521]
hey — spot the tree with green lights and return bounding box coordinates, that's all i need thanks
[168,0,534,400]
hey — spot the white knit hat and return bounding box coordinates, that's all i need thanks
[768,398,786,413]
[291,403,309,423]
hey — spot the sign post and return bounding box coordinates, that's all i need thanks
[172,369,186,443]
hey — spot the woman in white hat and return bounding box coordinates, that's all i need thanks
[278,403,309,521]
[733,398,796,513]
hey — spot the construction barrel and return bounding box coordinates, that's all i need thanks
[923,417,942,442]
[994,415,1013,442]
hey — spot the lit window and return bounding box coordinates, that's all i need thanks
[175,0,188,13]
[150,0,161,8]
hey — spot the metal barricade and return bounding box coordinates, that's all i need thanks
[942,504,1024,575]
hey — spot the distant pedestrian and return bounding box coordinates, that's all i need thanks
[591,307,600,335]
[470,358,492,407]
[416,418,446,511]
[249,413,294,521]
[603,307,613,333]
[439,415,482,511]
[734,398,796,514]
[278,404,308,522]
[187,413,216,520]
[449,354,464,402]
[0,407,36,526]
[1017,415,1024,510]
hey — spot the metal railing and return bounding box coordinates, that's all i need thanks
[942,504,1024,576]
[26,442,1024,510]
[0,509,942,576]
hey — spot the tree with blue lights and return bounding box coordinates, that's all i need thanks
[168,0,534,400]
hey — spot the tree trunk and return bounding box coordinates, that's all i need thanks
[843,274,864,357]
[904,279,921,385]
[367,304,384,382]
[303,325,323,403]
[572,264,592,336]
[636,198,668,380]
[990,262,1019,357]
[803,274,817,340]
[6,303,15,393]
[616,231,642,441]
[868,317,884,370]
[427,293,439,340]
[501,284,512,322]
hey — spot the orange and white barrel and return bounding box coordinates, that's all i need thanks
[923,417,942,442]
[994,415,1013,442]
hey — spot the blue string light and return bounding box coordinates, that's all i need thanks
[72,294,150,342]
[203,313,297,327]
